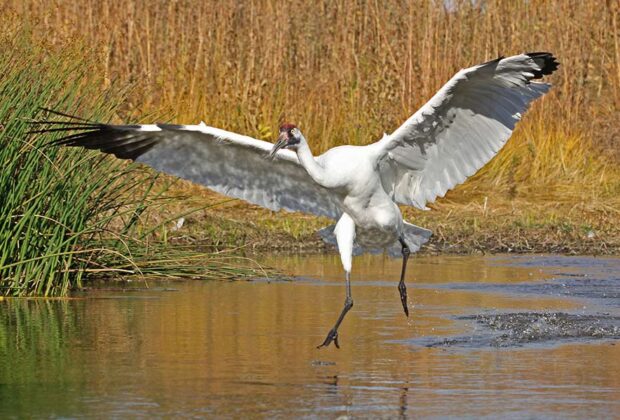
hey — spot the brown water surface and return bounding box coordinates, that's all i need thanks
[0,254,618,417]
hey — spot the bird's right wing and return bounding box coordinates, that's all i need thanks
[32,115,342,219]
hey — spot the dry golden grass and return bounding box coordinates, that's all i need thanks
[2,0,618,252]
[6,0,618,192]
[150,187,619,255]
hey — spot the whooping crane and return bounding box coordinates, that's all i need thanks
[32,52,559,348]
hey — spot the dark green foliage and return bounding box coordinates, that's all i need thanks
[0,36,143,295]
[0,36,269,296]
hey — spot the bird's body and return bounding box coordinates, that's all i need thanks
[33,52,559,348]
[316,143,405,249]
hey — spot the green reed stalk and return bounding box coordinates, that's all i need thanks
[0,34,269,296]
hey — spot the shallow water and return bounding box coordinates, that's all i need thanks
[0,254,618,418]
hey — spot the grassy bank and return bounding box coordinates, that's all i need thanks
[0,33,271,296]
[135,188,619,256]
[0,1,618,263]
[0,34,128,295]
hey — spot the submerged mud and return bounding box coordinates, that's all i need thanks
[416,312,620,348]
[404,255,620,349]
[469,312,620,345]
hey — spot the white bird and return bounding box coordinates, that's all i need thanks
[34,52,558,348]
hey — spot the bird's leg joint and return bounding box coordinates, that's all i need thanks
[403,245,411,258]
[398,281,407,294]
[344,296,353,310]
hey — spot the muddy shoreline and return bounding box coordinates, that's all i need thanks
[169,228,620,257]
[160,193,620,256]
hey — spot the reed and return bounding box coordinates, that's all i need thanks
[0,32,270,296]
[0,33,120,295]
[0,0,617,268]
[4,1,617,192]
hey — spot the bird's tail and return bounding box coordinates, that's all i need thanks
[400,222,432,253]
[318,221,432,257]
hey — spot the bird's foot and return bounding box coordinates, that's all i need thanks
[317,328,340,349]
[398,283,409,317]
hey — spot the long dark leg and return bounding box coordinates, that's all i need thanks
[317,271,353,349]
[398,236,411,317]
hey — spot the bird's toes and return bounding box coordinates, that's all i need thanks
[317,329,340,349]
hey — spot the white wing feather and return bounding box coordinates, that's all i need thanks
[377,53,557,209]
[137,124,342,219]
[49,121,342,219]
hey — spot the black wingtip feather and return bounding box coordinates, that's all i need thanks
[525,52,559,79]
[38,107,95,123]
[31,108,161,161]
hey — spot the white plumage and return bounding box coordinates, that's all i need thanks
[378,54,553,209]
[136,124,342,219]
[36,52,558,349]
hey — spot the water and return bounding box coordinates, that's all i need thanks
[0,254,618,418]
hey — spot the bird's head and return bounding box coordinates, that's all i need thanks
[269,123,303,158]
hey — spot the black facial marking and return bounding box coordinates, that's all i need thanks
[287,135,300,145]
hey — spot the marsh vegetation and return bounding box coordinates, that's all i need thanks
[0,35,270,296]
[0,1,618,295]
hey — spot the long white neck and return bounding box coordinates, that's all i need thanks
[295,137,328,187]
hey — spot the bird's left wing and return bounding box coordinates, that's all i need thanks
[33,115,342,219]
[376,52,559,210]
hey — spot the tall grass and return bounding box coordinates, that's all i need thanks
[0,33,270,296]
[3,1,618,201]
[0,1,617,266]
[0,34,131,296]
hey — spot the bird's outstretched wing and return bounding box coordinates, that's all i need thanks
[32,113,342,219]
[376,52,559,210]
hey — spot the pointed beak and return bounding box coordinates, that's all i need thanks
[269,132,288,158]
